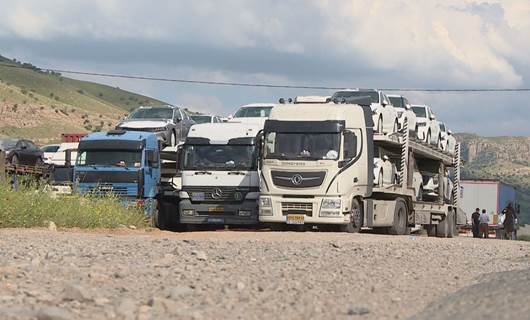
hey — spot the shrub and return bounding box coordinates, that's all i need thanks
[0,182,147,228]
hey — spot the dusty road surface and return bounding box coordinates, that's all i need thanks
[0,229,529,320]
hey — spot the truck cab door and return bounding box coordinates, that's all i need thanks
[145,149,161,197]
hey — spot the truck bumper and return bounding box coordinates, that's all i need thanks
[179,199,258,225]
[259,195,349,225]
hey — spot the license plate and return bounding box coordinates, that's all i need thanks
[208,207,225,212]
[191,192,205,201]
[286,214,305,225]
[207,217,224,224]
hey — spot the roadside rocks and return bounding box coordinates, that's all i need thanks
[0,230,528,320]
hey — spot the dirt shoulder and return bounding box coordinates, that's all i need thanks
[1,229,529,320]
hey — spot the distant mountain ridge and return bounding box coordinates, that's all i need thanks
[0,54,168,143]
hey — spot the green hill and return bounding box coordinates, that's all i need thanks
[0,54,168,143]
[457,134,530,224]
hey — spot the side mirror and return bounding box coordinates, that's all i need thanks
[146,150,159,168]
[429,115,436,120]
[176,146,184,170]
[228,114,234,120]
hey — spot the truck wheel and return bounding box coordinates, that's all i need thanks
[340,198,362,233]
[170,131,177,147]
[377,170,384,188]
[152,200,168,230]
[425,225,436,237]
[377,116,383,133]
[393,119,398,133]
[426,130,431,144]
[11,154,19,165]
[436,210,455,238]
[388,199,409,235]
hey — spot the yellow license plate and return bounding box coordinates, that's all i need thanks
[208,207,225,212]
[286,214,305,225]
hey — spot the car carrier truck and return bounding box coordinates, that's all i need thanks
[178,122,262,227]
[258,100,466,237]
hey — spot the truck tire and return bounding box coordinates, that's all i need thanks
[388,199,410,235]
[425,225,436,237]
[426,130,431,145]
[340,198,362,233]
[153,200,168,230]
[377,116,383,134]
[436,210,455,238]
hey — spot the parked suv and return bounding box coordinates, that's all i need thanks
[331,89,398,135]
[116,105,194,146]
[411,105,441,147]
[387,94,417,137]
[230,103,275,125]
[0,139,44,166]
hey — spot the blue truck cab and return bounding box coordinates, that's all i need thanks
[73,130,161,215]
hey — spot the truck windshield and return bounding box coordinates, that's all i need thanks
[76,150,142,168]
[264,132,340,160]
[388,96,403,108]
[412,106,427,118]
[128,108,173,119]
[183,145,257,170]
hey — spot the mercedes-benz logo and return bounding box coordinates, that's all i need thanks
[291,174,303,185]
[211,188,223,199]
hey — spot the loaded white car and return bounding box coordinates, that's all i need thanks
[331,89,399,135]
[422,171,453,203]
[373,155,398,187]
[116,105,195,147]
[230,103,275,125]
[190,114,223,124]
[388,94,417,137]
[41,144,60,164]
[411,105,441,147]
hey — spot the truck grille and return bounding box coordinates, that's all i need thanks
[184,186,255,202]
[84,184,130,196]
[281,202,313,216]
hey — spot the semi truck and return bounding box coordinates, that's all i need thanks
[178,122,262,227]
[258,100,466,237]
[73,130,161,217]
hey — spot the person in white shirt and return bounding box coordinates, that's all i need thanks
[479,209,490,238]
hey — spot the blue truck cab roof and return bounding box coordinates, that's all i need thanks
[79,130,159,150]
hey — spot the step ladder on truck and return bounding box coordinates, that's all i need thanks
[258,99,466,237]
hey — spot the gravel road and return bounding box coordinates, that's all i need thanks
[1,229,529,320]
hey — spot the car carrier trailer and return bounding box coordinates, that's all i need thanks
[258,100,466,237]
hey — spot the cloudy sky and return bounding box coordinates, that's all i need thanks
[1,0,529,136]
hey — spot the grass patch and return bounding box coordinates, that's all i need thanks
[0,182,148,229]
[518,235,530,242]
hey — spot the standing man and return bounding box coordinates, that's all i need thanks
[471,208,480,238]
[479,209,490,238]
[504,205,516,240]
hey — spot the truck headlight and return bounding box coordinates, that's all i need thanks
[259,197,271,208]
[321,198,341,210]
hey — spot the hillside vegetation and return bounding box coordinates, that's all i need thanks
[457,134,530,224]
[0,55,167,143]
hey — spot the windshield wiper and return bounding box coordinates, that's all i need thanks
[194,171,213,175]
[228,171,247,175]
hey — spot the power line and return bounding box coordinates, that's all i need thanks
[1,62,530,92]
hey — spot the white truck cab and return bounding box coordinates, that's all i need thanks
[259,103,373,232]
[178,122,263,226]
